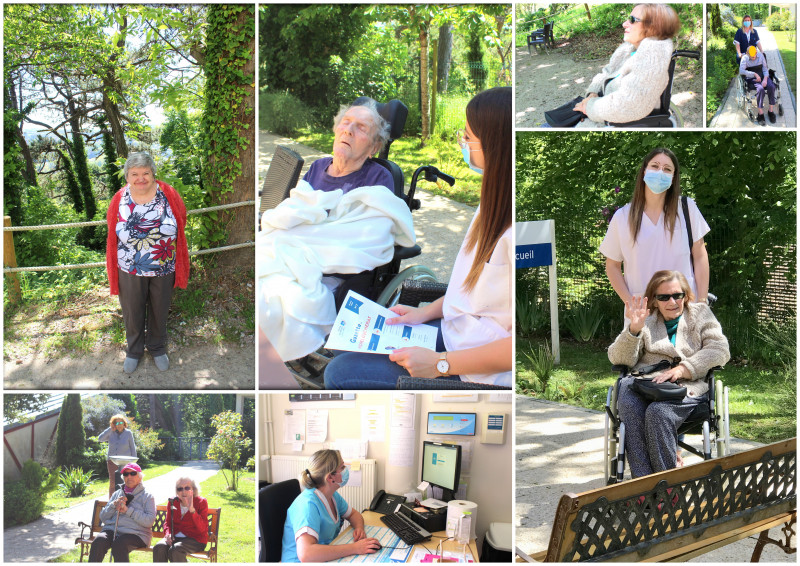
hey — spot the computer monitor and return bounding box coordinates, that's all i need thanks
[421,441,462,502]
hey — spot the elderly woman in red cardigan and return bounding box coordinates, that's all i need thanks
[106,152,189,374]
[153,476,209,562]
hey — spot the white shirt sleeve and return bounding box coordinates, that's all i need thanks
[599,208,625,262]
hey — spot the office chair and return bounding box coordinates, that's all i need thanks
[259,479,301,562]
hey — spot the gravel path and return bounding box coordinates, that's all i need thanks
[515,396,795,562]
[3,461,222,563]
[515,45,702,128]
[709,26,796,128]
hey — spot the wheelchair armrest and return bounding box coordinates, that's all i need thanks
[611,364,630,375]
[394,244,421,261]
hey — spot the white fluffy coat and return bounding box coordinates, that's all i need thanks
[257,182,415,361]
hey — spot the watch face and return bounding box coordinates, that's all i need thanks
[436,360,449,373]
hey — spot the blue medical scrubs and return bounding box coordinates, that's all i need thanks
[281,488,352,562]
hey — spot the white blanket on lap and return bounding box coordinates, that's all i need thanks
[257,181,415,361]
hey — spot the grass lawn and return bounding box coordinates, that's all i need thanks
[517,338,797,444]
[44,461,185,515]
[772,30,797,94]
[292,129,482,207]
[50,470,256,563]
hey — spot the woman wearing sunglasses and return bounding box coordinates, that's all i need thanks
[601,148,710,313]
[153,476,208,562]
[98,414,137,498]
[608,270,730,478]
[571,4,680,127]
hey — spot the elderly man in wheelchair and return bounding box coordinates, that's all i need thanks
[605,270,730,483]
[740,45,777,124]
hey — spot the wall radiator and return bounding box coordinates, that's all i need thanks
[271,455,377,513]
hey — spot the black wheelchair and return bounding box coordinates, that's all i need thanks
[606,50,700,128]
[260,97,455,388]
[604,364,730,484]
[735,54,783,124]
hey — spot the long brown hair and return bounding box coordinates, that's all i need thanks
[462,87,512,292]
[628,147,681,244]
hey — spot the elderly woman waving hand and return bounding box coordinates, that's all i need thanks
[106,152,190,374]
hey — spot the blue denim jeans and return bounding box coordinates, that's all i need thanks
[324,319,461,389]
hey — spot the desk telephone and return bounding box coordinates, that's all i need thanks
[369,490,406,515]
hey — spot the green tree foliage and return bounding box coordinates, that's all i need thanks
[127,420,164,466]
[55,394,86,467]
[3,98,26,227]
[200,4,255,260]
[466,27,486,93]
[55,148,84,214]
[206,410,252,491]
[4,460,59,526]
[180,394,232,438]
[516,131,796,339]
[4,394,50,424]
[160,109,204,189]
[110,394,139,422]
[260,5,371,122]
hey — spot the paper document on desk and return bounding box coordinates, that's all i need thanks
[325,291,438,354]
[332,524,411,563]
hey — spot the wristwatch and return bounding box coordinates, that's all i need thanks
[436,352,450,376]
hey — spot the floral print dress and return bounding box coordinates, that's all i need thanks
[116,186,178,277]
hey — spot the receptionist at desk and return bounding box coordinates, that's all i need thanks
[282,449,381,562]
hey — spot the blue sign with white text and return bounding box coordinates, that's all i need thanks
[516,243,553,268]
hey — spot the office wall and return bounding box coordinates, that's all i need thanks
[259,392,513,547]
[418,394,513,549]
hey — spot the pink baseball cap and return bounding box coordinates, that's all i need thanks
[121,463,141,474]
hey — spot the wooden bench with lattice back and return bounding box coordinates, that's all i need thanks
[516,438,796,562]
[76,501,221,562]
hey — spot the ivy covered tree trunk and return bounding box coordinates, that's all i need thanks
[5,75,37,187]
[467,29,485,93]
[100,118,123,197]
[3,99,26,227]
[68,99,96,220]
[55,394,85,467]
[54,147,84,214]
[200,4,255,266]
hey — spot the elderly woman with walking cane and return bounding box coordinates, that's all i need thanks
[88,463,156,562]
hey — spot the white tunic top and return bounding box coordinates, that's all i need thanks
[442,208,513,386]
[599,197,709,297]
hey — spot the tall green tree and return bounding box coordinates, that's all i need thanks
[4,394,50,424]
[3,94,26,227]
[99,117,123,197]
[55,394,85,467]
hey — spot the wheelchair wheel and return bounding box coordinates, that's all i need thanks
[668,102,684,128]
[715,378,730,457]
[735,78,746,110]
[376,265,437,307]
[778,103,784,117]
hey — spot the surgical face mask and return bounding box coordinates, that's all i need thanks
[335,467,349,488]
[743,21,751,28]
[461,145,484,175]
[644,170,673,194]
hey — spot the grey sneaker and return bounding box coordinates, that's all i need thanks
[154,354,170,371]
[123,357,139,374]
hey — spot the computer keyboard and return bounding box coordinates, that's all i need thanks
[380,511,432,546]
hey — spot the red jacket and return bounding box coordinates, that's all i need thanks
[106,180,190,295]
[165,495,209,544]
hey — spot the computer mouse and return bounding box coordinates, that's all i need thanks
[373,542,382,550]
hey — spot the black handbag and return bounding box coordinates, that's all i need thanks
[629,359,687,401]
[544,96,586,127]
[631,377,687,402]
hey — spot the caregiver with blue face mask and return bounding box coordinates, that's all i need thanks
[282,449,379,563]
[600,148,710,314]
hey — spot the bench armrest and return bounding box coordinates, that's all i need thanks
[77,521,93,539]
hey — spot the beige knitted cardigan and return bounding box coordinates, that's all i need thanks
[578,37,674,127]
[607,302,730,398]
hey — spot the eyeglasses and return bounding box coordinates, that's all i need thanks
[115,422,125,425]
[656,293,686,302]
[628,15,644,24]
[122,471,138,477]
[456,129,479,149]
[176,486,193,492]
